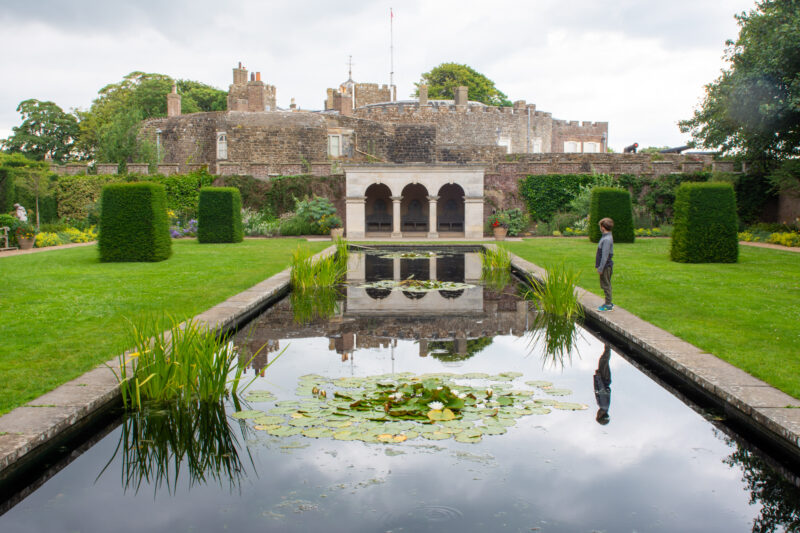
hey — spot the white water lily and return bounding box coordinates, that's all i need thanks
[390,392,404,401]
[458,393,467,399]
[451,389,459,395]
[428,401,444,410]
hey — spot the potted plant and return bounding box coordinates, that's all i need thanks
[15,222,37,250]
[321,214,344,238]
[488,212,509,240]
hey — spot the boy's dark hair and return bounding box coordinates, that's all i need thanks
[599,217,614,231]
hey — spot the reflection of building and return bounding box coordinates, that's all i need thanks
[245,339,281,376]
[345,251,485,314]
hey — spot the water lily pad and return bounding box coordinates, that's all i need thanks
[253,424,282,431]
[325,419,353,428]
[421,431,452,440]
[460,372,491,380]
[454,429,483,443]
[526,380,553,388]
[499,371,523,379]
[533,399,557,406]
[245,390,276,402]
[480,425,508,435]
[268,407,303,415]
[554,402,588,411]
[266,426,302,437]
[303,427,335,438]
[427,408,456,422]
[288,417,319,427]
[528,407,552,415]
[231,410,262,420]
[544,388,572,397]
[333,429,360,441]
[253,415,285,426]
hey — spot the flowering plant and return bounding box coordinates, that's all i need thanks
[318,214,343,231]
[14,222,37,240]
[488,212,509,229]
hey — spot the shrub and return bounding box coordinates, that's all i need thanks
[56,175,121,220]
[279,215,315,236]
[197,187,243,243]
[588,187,635,243]
[35,232,63,248]
[519,174,596,221]
[98,182,172,262]
[768,232,800,247]
[0,214,21,247]
[295,196,338,234]
[670,182,738,263]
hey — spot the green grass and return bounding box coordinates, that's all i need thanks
[0,239,327,415]
[506,238,800,398]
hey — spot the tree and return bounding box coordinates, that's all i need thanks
[76,72,227,165]
[414,63,512,107]
[679,1,800,167]
[1,99,79,163]
[0,153,53,227]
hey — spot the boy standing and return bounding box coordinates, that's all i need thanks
[596,217,614,311]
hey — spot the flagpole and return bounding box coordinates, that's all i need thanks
[390,7,394,100]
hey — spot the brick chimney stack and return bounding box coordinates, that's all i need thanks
[419,84,428,107]
[167,83,181,117]
[455,86,468,107]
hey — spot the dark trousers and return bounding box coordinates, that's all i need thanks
[599,266,613,305]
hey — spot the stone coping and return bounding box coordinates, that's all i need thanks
[507,250,800,457]
[0,245,336,476]
[2,243,798,481]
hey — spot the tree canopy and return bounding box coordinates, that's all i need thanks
[1,100,79,163]
[414,63,512,107]
[679,1,800,163]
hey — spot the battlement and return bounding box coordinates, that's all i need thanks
[227,61,277,112]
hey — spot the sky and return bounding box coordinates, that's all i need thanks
[0,0,758,152]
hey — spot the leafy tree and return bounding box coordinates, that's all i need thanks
[1,99,79,163]
[77,72,226,166]
[638,146,671,154]
[679,1,800,169]
[414,63,512,107]
[0,153,54,227]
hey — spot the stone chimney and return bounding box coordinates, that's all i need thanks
[290,97,297,110]
[419,84,428,106]
[233,62,248,85]
[167,84,181,117]
[455,86,468,107]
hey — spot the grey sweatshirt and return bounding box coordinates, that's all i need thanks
[595,232,614,271]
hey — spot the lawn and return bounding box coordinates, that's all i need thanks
[0,239,328,415]
[506,238,800,399]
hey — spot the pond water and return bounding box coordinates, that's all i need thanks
[1,248,799,532]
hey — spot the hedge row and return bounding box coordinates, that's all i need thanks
[98,183,172,262]
[198,187,243,243]
[670,182,738,263]
[588,187,635,243]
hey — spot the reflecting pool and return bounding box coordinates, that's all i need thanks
[1,248,798,533]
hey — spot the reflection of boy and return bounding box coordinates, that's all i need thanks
[596,217,614,311]
[594,344,612,425]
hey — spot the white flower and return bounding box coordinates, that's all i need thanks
[451,389,459,395]
[428,401,444,410]
[390,392,404,401]
[458,393,467,399]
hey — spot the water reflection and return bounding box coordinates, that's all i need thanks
[99,402,251,496]
[723,439,800,532]
[525,312,583,369]
[290,286,342,324]
[594,344,612,425]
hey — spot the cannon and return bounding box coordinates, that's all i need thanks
[659,145,690,154]
[623,143,639,153]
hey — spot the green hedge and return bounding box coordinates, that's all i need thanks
[519,174,595,221]
[197,187,243,243]
[135,168,215,218]
[588,187,635,243]
[670,182,738,263]
[98,183,172,262]
[56,175,120,220]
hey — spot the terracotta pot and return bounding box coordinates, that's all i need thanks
[493,226,508,241]
[330,228,344,239]
[17,236,35,250]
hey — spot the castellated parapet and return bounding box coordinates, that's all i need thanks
[227,62,277,112]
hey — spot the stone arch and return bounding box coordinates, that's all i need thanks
[365,183,392,232]
[437,183,465,232]
[401,183,429,232]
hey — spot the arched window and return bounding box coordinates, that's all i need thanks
[216,132,228,160]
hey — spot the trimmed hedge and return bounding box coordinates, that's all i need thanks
[670,182,738,263]
[197,187,243,243]
[519,174,596,221]
[56,175,120,220]
[588,187,635,243]
[98,183,172,262]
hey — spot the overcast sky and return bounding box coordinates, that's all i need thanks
[0,0,757,152]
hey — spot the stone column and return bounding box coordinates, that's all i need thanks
[345,196,366,239]
[391,196,402,238]
[393,257,401,281]
[429,256,437,280]
[464,196,485,239]
[427,195,439,239]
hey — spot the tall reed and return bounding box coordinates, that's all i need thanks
[481,245,512,290]
[289,242,348,291]
[523,264,584,320]
[113,316,259,410]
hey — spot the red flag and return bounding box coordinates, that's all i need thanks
[390,7,393,19]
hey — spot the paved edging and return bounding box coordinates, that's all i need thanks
[507,251,800,455]
[0,245,336,475]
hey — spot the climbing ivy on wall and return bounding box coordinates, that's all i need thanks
[219,174,344,216]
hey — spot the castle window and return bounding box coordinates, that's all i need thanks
[583,142,600,153]
[328,135,341,157]
[216,132,228,160]
[530,138,543,153]
[497,137,511,154]
[564,141,581,153]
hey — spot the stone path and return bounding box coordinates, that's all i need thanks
[740,240,800,253]
[0,241,96,258]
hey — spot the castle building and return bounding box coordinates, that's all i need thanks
[142,62,610,238]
